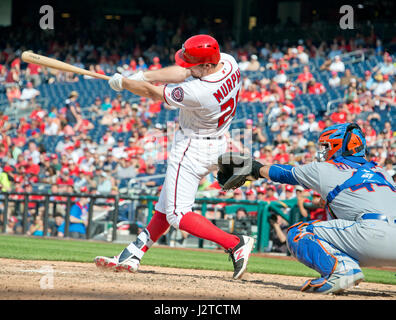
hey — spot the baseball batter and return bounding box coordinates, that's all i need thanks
[217,122,396,294]
[95,35,254,279]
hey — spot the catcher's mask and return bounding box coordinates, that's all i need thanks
[316,122,367,162]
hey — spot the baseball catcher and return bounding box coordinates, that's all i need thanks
[218,122,396,294]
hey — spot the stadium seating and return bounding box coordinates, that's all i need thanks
[1,51,394,192]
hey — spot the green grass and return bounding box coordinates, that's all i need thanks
[0,235,395,285]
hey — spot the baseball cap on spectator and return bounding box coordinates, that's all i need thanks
[257,187,266,194]
[246,119,253,125]
[245,189,255,196]
[266,185,276,191]
[297,113,304,119]
[365,70,371,76]
[278,143,287,152]
[308,113,315,119]
[80,186,88,193]
[295,185,304,192]
[16,161,28,168]
[258,112,264,118]
[234,189,242,195]
[9,216,18,223]
[312,191,321,197]
[153,56,160,63]
[285,185,294,193]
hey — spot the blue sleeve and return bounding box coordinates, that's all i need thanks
[70,205,81,219]
[269,164,300,185]
[58,222,65,233]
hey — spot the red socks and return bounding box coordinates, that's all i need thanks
[179,212,240,250]
[143,210,170,252]
[144,210,240,252]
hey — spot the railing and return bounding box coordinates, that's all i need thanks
[326,97,344,115]
[0,192,304,252]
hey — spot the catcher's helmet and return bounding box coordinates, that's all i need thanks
[317,123,367,161]
[175,34,220,68]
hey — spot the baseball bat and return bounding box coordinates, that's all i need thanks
[21,51,111,81]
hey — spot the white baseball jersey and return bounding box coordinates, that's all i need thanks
[163,53,242,137]
[156,53,242,226]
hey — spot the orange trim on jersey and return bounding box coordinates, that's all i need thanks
[325,159,353,170]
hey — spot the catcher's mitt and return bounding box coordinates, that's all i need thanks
[217,153,264,190]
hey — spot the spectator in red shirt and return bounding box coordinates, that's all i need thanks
[25,157,40,175]
[17,118,31,135]
[263,185,278,202]
[362,122,377,146]
[26,63,42,87]
[296,65,313,93]
[56,169,74,186]
[68,161,80,177]
[148,56,162,71]
[269,80,284,103]
[95,64,105,75]
[5,67,20,84]
[241,84,261,102]
[259,145,274,165]
[6,84,21,103]
[284,81,301,101]
[307,79,326,95]
[11,57,21,71]
[330,103,348,124]
[346,99,362,115]
[273,143,290,164]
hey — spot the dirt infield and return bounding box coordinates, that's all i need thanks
[0,258,395,300]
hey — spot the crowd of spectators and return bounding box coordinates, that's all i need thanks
[0,22,396,250]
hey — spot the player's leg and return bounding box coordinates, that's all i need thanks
[164,138,254,279]
[287,220,364,294]
[312,217,396,267]
[95,177,171,272]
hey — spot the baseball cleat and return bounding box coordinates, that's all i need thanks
[94,256,119,271]
[226,235,255,280]
[301,269,364,294]
[115,248,140,273]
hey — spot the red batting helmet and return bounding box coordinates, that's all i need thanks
[175,34,220,68]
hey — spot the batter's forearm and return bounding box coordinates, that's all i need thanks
[122,78,164,101]
[143,65,191,83]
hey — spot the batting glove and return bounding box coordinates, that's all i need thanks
[108,73,124,91]
[128,70,147,81]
